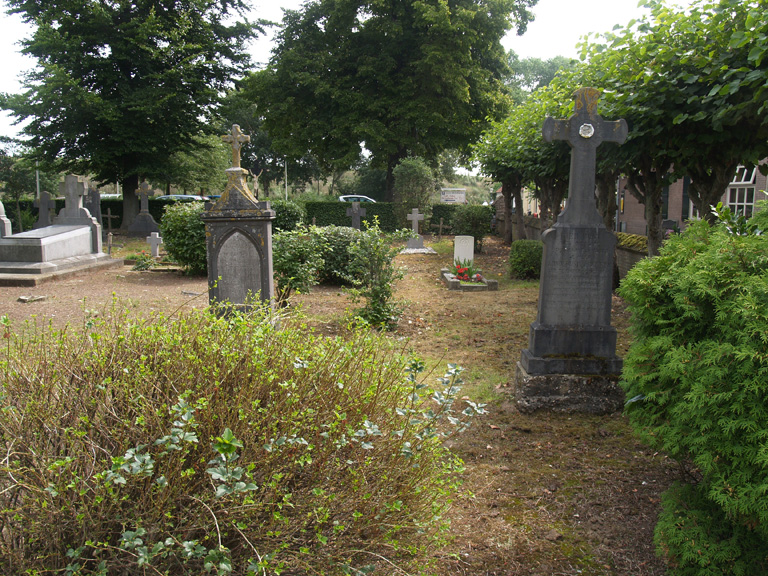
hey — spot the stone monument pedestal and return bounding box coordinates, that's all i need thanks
[514,363,624,414]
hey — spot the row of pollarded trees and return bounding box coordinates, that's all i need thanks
[475,0,768,256]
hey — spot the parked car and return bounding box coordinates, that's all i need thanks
[154,195,208,202]
[338,195,376,203]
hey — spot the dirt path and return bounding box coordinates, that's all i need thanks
[1,235,675,576]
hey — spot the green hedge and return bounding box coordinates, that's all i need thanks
[508,239,543,280]
[304,201,398,232]
[430,204,460,231]
[619,218,768,575]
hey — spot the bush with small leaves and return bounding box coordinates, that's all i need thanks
[451,204,493,251]
[0,305,485,575]
[159,201,207,274]
[310,225,361,285]
[619,215,768,575]
[508,239,543,280]
[272,228,325,306]
[270,198,305,232]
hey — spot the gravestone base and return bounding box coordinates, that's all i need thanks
[440,268,498,291]
[514,362,624,414]
[126,212,160,236]
[0,254,121,287]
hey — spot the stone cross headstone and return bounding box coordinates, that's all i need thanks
[127,180,160,236]
[346,202,366,230]
[406,208,425,249]
[453,235,474,266]
[33,190,57,229]
[202,125,275,312]
[516,87,627,414]
[146,232,163,257]
[55,175,90,223]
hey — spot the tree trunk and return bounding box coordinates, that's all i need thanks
[512,186,527,241]
[626,164,667,257]
[687,161,739,225]
[120,173,140,230]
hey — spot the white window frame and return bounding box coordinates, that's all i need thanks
[689,165,757,219]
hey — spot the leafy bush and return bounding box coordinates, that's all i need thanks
[310,225,361,284]
[431,203,460,232]
[508,239,543,280]
[451,205,492,251]
[304,201,399,231]
[272,228,324,306]
[393,157,435,227]
[619,217,768,575]
[0,306,484,575]
[159,201,207,274]
[270,198,305,232]
[345,219,410,329]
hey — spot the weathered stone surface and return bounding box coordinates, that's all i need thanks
[514,362,624,414]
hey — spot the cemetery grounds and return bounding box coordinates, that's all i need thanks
[2,234,676,576]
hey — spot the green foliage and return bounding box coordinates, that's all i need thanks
[749,201,768,232]
[129,251,155,272]
[393,157,435,226]
[336,166,388,202]
[304,201,398,232]
[655,483,768,576]
[270,198,305,232]
[247,0,535,199]
[451,205,493,251]
[0,306,485,574]
[309,225,361,285]
[431,203,460,231]
[345,219,410,329]
[508,239,543,279]
[159,202,207,275]
[619,217,768,574]
[272,229,324,306]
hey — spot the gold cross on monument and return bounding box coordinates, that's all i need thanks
[221,124,250,169]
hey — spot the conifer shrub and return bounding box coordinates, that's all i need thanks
[508,239,543,280]
[0,306,484,575]
[159,201,208,274]
[618,217,768,575]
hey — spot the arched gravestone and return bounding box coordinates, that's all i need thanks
[202,125,275,312]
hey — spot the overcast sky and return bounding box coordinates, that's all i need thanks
[0,0,672,141]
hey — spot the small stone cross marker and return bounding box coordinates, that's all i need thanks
[542,87,628,225]
[34,190,57,228]
[221,124,250,169]
[346,202,366,230]
[146,232,163,257]
[406,208,424,234]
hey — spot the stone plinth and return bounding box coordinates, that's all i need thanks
[440,268,498,291]
[514,362,624,414]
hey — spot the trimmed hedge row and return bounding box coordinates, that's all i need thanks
[304,202,399,232]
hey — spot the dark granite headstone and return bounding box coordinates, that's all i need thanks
[33,190,56,229]
[346,202,366,230]
[516,88,627,413]
[202,125,275,312]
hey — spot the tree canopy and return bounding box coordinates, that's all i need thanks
[246,0,538,201]
[2,0,260,227]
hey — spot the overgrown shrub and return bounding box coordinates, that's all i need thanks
[310,225,361,284]
[451,205,492,251]
[0,306,484,575]
[272,228,324,306]
[159,201,207,274]
[270,198,305,232]
[345,219,410,329]
[393,157,435,227]
[619,216,768,575]
[508,239,543,279]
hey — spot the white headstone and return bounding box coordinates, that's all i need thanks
[406,208,425,249]
[454,235,474,265]
[146,232,163,257]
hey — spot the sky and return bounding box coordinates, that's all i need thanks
[0,0,664,142]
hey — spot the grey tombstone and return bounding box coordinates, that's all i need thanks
[453,235,474,265]
[201,124,275,312]
[516,87,627,414]
[84,186,103,231]
[33,190,56,229]
[54,175,103,253]
[127,181,160,236]
[0,200,12,237]
[406,208,425,249]
[146,232,163,258]
[346,202,366,230]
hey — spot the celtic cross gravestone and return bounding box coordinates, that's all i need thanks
[516,88,627,414]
